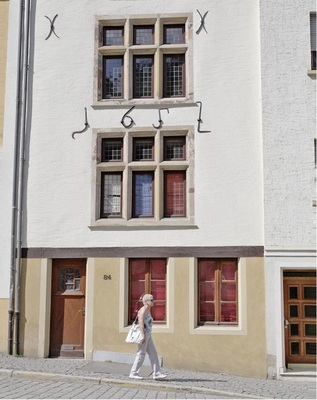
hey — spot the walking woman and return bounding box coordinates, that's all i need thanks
[129,294,167,380]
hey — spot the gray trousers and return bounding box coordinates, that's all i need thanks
[130,333,161,376]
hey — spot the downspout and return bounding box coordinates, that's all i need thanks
[14,0,31,356]
[8,0,26,355]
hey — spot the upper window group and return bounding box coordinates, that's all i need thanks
[96,16,192,104]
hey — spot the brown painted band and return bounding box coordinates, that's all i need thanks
[21,246,264,259]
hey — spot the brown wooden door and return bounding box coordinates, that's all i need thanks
[284,271,316,365]
[50,259,86,358]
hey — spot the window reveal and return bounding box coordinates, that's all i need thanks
[129,258,166,323]
[310,13,316,70]
[198,259,238,325]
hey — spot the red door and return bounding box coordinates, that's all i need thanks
[50,259,86,358]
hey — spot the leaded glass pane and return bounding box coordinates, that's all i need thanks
[133,138,154,160]
[163,55,185,97]
[133,172,153,217]
[164,137,185,160]
[101,138,123,161]
[163,24,185,44]
[102,173,122,216]
[103,56,123,99]
[134,26,154,45]
[133,56,153,98]
[103,27,124,46]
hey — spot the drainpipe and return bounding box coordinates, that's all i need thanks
[8,0,26,355]
[14,0,31,356]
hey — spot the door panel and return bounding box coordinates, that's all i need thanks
[284,272,316,365]
[50,259,86,358]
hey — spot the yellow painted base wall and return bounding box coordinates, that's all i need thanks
[0,298,9,352]
[14,256,266,378]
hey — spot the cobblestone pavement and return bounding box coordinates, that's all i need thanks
[0,354,316,399]
[0,375,236,399]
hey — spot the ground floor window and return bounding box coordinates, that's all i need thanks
[129,258,166,323]
[198,259,238,325]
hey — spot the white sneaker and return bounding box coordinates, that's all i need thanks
[129,374,143,380]
[153,372,167,380]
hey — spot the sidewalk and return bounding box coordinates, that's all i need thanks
[0,353,316,399]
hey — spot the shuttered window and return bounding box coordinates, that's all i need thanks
[164,171,186,217]
[310,13,316,70]
[129,259,166,323]
[198,259,238,325]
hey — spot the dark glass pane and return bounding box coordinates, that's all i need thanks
[103,27,124,46]
[164,137,185,160]
[304,305,316,318]
[221,303,237,323]
[103,56,123,99]
[151,281,166,301]
[290,342,300,355]
[221,262,236,281]
[163,24,185,44]
[133,26,154,45]
[199,302,215,323]
[163,54,185,97]
[133,172,153,217]
[151,260,166,280]
[289,287,298,299]
[290,305,298,317]
[305,324,316,336]
[133,137,154,160]
[306,342,316,355]
[290,324,299,336]
[133,56,153,98]
[198,260,216,281]
[101,138,122,161]
[221,283,236,301]
[304,286,316,299]
[199,282,215,302]
[152,303,166,321]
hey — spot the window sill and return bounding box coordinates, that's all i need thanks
[89,217,197,230]
[189,324,245,336]
[91,98,196,109]
[307,69,316,77]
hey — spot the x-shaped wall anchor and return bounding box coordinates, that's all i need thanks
[196,10,209,34]
[72,108,89,139]
[45,14,59,40]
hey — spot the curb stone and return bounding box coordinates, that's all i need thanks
[0,369,263,399]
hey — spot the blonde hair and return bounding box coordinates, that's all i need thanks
[142,294,153,304]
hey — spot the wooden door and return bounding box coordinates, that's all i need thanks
[284,271,316,365]
[50,259,86,358]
